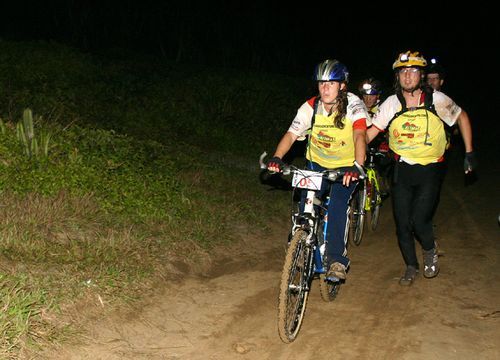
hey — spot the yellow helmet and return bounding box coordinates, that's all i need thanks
[392,51,427,70]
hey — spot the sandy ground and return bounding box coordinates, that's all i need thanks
[42,158,500,360]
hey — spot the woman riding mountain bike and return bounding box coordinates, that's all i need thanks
[266,59,369,281]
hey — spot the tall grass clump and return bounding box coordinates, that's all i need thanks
[15,108,51,159]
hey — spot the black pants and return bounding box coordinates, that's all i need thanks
[391,161,445,268]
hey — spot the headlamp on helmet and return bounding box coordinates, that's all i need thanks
[426,57,445,77]
[358,78,382,95]
[392,51,427,70]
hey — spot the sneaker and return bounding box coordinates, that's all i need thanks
[434,239,445,256]
[326,262,347,281]
[423,248,440,278]
[399,265,418,286]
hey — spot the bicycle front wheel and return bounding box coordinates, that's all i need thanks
[370,179,381,231]
[349,185,366,246]
[277,229,312,343]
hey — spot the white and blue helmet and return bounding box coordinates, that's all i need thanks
[314,59,349,82]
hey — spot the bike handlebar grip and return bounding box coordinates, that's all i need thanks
[327,170,344,182]
[354,160,367,179]
[259,151,268,170]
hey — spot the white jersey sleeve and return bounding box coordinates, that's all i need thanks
[371,91,463,129]
[287,93,370,140]
[287,101,313,140]
[371,95,400,130]
[346,92,371,126]
[432,91,462,126]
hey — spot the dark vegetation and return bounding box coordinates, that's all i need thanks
[0,39,309,357]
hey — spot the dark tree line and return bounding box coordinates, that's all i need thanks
[0,1,322,75]
[0,0,493,113]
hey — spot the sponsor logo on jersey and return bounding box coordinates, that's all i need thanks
[402,122,421,132]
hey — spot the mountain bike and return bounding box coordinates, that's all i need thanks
[349,147,385,246]
[259,152,347,343]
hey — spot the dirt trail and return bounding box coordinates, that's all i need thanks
[44,162,500,360]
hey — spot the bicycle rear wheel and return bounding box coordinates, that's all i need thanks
[277,229,312,343]
[349,185,366,246]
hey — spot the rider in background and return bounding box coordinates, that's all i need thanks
[366,51,476,286]
[426,58,460,150]
[359,78,383,118]
[359,78,392,195]
[267,59,369,281]
[426,58,445,91]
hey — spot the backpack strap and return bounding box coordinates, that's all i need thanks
[308,96,320,129]
[305,96,320,163]
[386,91,408,129]
[312,97,320,128]
[387,88,437,129]
[396,90,407,112]
[422,88,452,146]
[423,87,438,116]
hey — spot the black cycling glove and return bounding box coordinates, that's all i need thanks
[266,156,285,173]
[345,161,366,180]
[464,151,477,173]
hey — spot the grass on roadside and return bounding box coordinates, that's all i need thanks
[0,39,298,357]
[0,116,290,357]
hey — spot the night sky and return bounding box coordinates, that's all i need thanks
[0,2,497,142]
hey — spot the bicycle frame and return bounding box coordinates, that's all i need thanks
[258,151,343,276]
[349,147,385,246]
[259,152,348,343]
[363,148,383,211]
[364,168,381,211]
[289,169,340,276]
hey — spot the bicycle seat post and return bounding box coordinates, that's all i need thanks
[365,149,372,168]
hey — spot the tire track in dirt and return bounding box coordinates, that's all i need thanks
[42,164,500,359]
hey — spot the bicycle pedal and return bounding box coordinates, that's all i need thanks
[325,275,340,282]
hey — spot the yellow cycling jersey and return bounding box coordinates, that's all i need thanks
[369,104,379,116]
[306,112,355,168]
[388,107,446,165]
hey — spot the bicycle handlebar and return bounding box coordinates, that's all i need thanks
[367,147,388,157]
[259,151,347,181]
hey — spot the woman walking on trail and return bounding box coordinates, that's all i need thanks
[366,51,476,286]
[266,59,369,281]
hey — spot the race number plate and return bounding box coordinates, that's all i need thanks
[292,170,323,190]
